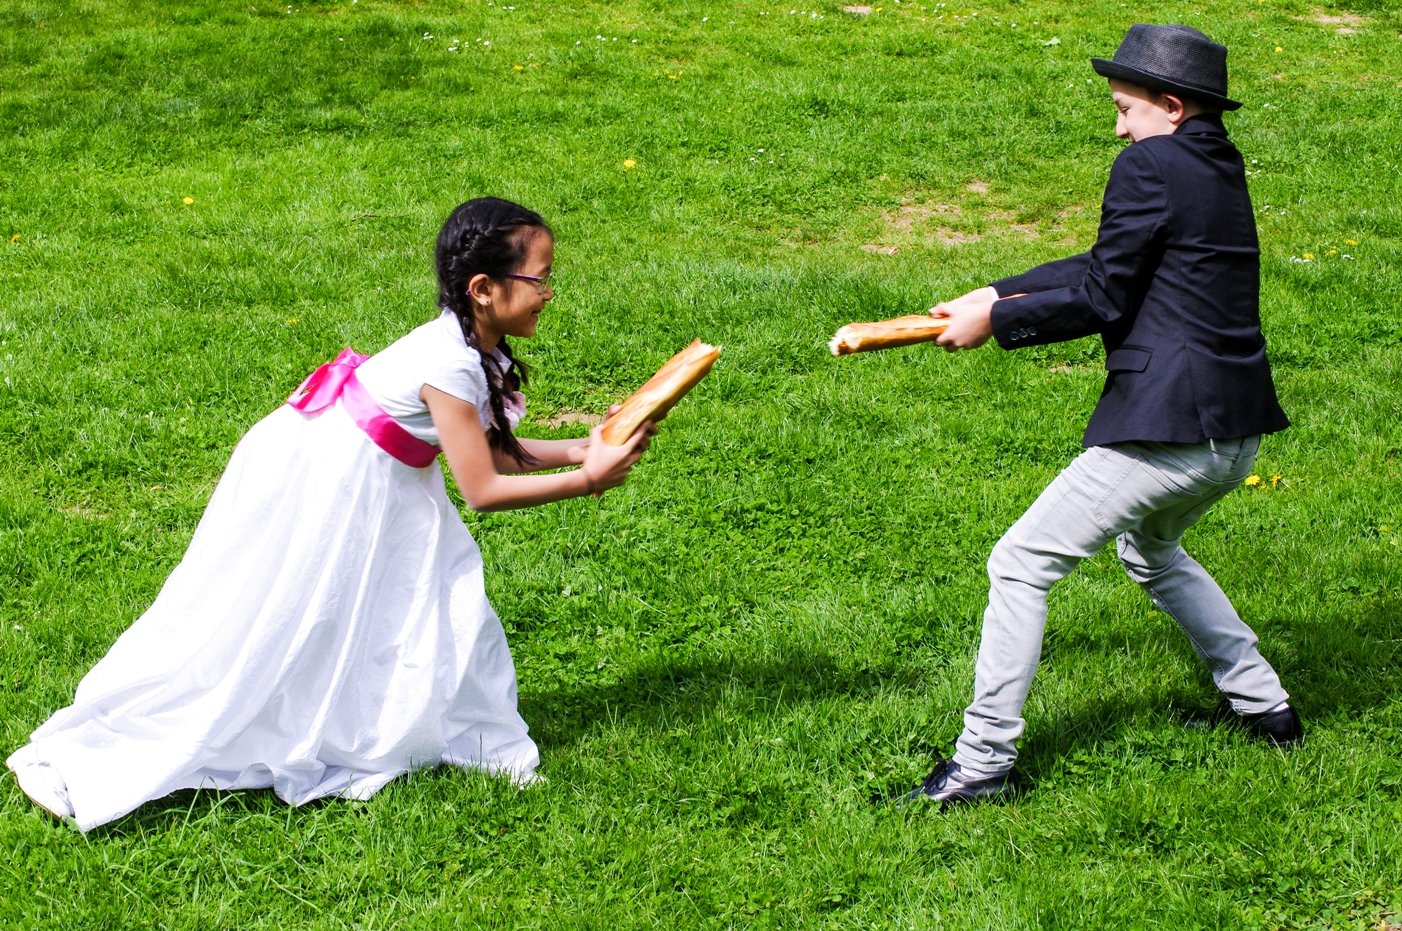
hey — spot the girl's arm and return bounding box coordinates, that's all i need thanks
[424,386,650,512]
[493,436,588,474]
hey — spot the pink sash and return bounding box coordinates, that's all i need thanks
[286,348,442,468]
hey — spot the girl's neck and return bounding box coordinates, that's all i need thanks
[473,322,501,354]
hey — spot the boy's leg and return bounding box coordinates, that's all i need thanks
[1115,437,1289,714]
[954,445,1144,775]
[953,439,1279,775]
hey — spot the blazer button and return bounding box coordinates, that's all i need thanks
[1027,327,1038,337]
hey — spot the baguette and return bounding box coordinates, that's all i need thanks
[828,314,949,355]
[599,339,721,445]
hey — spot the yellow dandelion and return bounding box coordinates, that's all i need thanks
[182,196,195,205]
[8,233,18,244]
[1244,474,1262,487]
[1270,473,1283,487]
[286,317,300,325]
[1345,238,1358,246]
[1302,252,1315,261]
[513,63,524,71]
[622,159,637,170]
[1274,45,1283,53]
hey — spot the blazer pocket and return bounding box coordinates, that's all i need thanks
[1106,346,1152,373]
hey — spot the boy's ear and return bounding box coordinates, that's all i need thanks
[1161,92,1194,125]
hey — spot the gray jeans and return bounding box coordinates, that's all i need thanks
[953,436,1290,775]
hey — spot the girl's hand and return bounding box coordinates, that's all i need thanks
[579,420,654,493]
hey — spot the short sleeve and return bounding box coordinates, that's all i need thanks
[423,353,490,412]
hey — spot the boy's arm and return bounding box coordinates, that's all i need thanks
[990,254,1092,298]
[975,144,1170,350]
[931,255,1097,350]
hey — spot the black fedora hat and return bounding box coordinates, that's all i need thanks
[1091,24,1242,111]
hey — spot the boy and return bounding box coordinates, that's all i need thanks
[908,24,1298,806]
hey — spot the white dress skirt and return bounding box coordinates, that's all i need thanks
[7,397,539,832]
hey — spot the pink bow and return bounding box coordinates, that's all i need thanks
[287,348,441,468]
[287,347,369,414]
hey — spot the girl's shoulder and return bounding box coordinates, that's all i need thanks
[382,310,480,366]
[359,311,482,395]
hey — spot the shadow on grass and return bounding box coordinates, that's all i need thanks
[522,646,891,748]
[1259,597,1401,719]
[522,595,1401,795]
[1014,596,1402,785]
[57,598,1399,835]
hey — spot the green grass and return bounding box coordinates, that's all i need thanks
[3,0,1401,928]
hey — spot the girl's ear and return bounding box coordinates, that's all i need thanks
[466,273,494,307]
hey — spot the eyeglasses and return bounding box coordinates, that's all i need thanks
[504,272,553,294]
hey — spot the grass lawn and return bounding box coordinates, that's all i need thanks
[2,0,1400,927]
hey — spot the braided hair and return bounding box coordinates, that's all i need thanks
[434,197,551,467]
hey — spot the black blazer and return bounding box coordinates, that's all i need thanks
[988,114,1289,447]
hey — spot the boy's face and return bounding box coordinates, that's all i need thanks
[1109,79,1180,142]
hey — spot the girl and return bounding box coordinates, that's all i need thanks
[7,197,653,832]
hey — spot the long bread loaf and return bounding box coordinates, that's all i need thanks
[599,339,721,445]
[828,314,949,355]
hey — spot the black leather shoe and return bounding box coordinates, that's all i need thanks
[1242,705,1304,746]
[1214,701,1304,747]
[903,758,1015,807]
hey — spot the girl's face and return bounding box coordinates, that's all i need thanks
[473,230,554,348]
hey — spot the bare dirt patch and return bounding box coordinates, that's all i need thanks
[989,210,1043,241]
[882,203,959,231]
[842,4,874,14]
[936,228,982,245]
[543,410,603,428]
[1310,11,1364,33]
[967,180,990,194]
[873,202,1048,246]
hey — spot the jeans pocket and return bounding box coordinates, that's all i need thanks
[1208,435,1261,484]
[1137,441,1212,485]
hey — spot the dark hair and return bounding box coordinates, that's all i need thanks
[434,197,552,466]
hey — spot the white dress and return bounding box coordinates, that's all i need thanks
[7,311,539,832]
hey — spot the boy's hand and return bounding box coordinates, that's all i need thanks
[930,286,998,351]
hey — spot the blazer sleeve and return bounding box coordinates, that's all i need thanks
[991,253,1091,296]
[989,143,1171,349]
